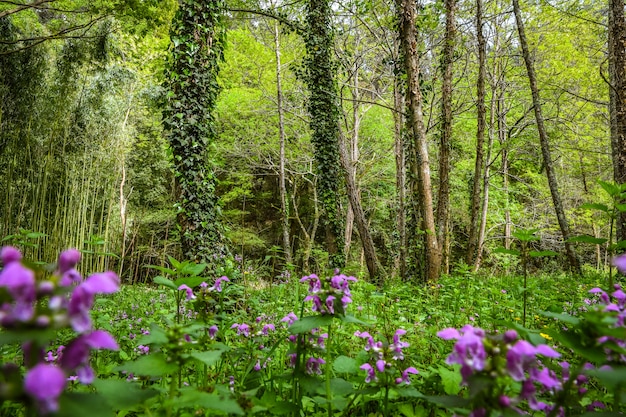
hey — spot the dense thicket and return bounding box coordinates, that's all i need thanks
[0,0,615,283]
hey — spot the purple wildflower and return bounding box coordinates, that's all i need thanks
[57,249,81,274]
[210,276,230,292]
[281,312,298,326]
[178,284,195,300]
[60,330,118,384]
[208,325,218,339]
[360,363,377,382]
[395,366,419,385]
[0,246,21,265]
[24,364,67,414]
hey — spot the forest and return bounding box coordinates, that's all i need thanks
[2,0,626,416]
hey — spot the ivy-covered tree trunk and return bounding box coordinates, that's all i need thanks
[304,0,345,268]
[163,0,225,263]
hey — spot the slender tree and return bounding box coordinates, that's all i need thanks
[437,0,456,274]
[303,0,345,268]
[163,0,226,263]
[609,0,626,242]
[273,22,293,265]
[398,0,442,282]
[511,0,581,274]
[466,0,486,267]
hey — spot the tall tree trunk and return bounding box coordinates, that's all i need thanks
[511,0,581,274]
[399,0,441,282]
[339,129,384,283]
[393,49,407,279]
[344,54,361,259]
[274,22,292,265]
[609,0,626,242]
[437,0,456,275]
[466,0,486,266]
[163,0,225,263]
[304,0,345,268]
[474,61,498,271]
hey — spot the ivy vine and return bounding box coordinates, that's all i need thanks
[303,0,345,268]
[162,0,226,263]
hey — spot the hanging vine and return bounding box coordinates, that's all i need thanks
[162,0,226,263]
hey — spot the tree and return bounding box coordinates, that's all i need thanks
[398,0,441,282]
[303,0,345,268]
[609,0,626,242]
[162,0,226,263]
[511,0,581,274]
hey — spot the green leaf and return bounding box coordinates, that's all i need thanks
[153,275,177,290]
[529,250,558,257]
[567,235,608,245]
[115,353,178,377]
[330,378,354,396]
[512,229,539,241]
[189,350,224,366]
[493,247,520,256]
[57,393,113,417]
[173,388,244,415]
[339,314,370,325]
[580,203,610,213]
[145,265,176,276]
[599,180,620,197]
[174,276,207,289]
[137,324,168,346]
[93,379,159,410]
[437,366,462,395]
[289,315,334,334]
[422,395,469,408]
[540,311,580,325]
[333,355,358,374]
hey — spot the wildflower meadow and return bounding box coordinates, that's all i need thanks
[2,246,626,416]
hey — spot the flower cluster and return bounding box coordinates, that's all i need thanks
[438,326,564,414]
[300,272,356,315]
[0,247,120,414]
[356,329,418,385]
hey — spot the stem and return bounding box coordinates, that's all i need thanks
[384,382,390,417]
[326,321,333,417]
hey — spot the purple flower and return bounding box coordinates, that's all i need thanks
[210,276,230,292]
[58,249,81,274]
[208,325,218,338]
[305,357,325,375]
[281,312,298,326]
[231,323,250,337]
[506,340,559,382]
[440,326,486,382]
[59,269,82,286]
[178,284,195,300]
[325,295,336,314]
[613,254,626,274]
[1,246,22,265]
[360,363,377,382]
[60,330,118,384]
[24,364,67,414]
[0,262,36,322]
[300,274,321,293]
[395,366,419,385]
[68,272,120,333]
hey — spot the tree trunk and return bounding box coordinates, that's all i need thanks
[511,0,581,274]
[344,54,361,259]
[339,129,384,283]
[304,0,345,268]
[466,0,486,267]
[163,0,226,264]
[274,22,292,265]
[399,0,441,282]
[393,50,407,279]
[437,0,456,275]
[609,0,626,242]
